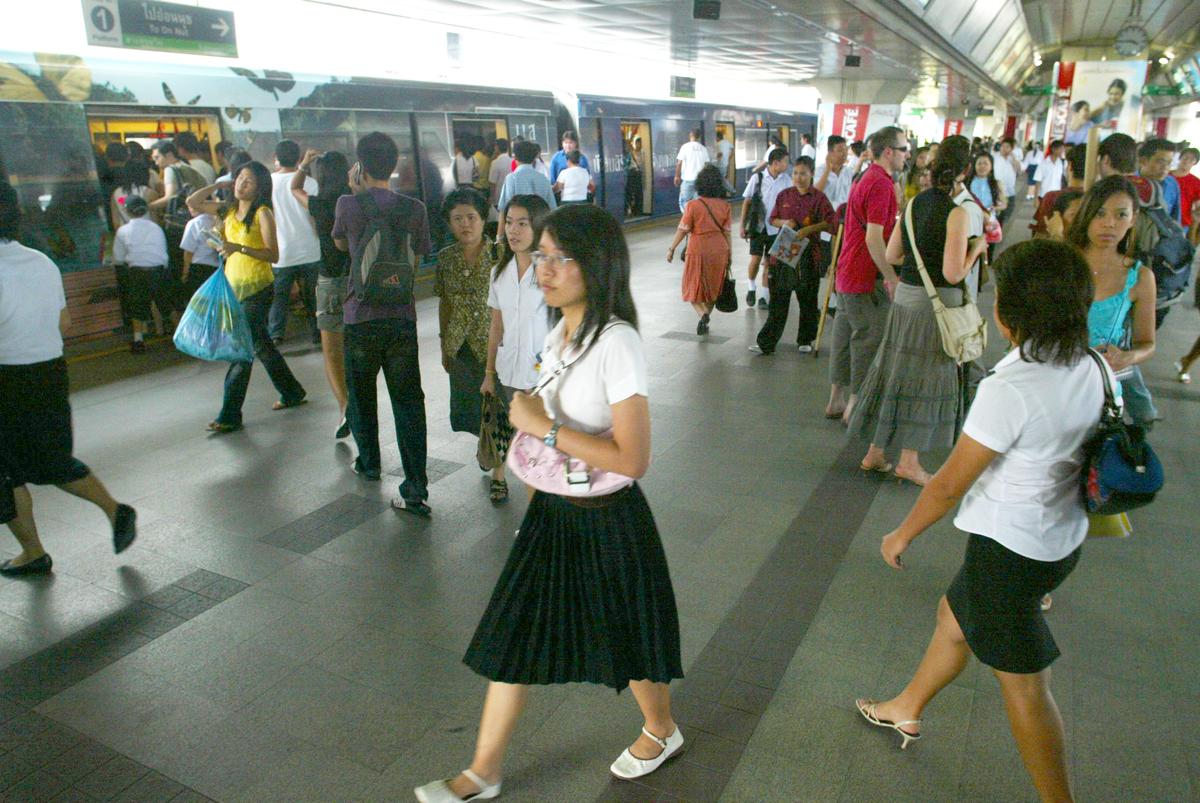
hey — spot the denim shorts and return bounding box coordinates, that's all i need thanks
[315,275,346,334]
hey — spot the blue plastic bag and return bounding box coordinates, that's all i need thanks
[172,265,255,363]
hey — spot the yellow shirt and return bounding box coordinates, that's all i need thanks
[473,152,492,192]
[223,207,274,300]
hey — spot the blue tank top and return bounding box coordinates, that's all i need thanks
[1088,265,1140,347]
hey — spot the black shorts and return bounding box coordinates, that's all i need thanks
[125,266,170,321]
[748,231,773,257]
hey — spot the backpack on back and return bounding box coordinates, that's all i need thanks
[744,168,768,233]
[349,191,415,306]
[1132,180,1194,310]
[163,163,207,238]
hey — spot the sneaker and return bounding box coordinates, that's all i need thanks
[748,344,773,355]
[757,298,768,310]
[351,458,381,481]
[335,417,351,439]
[745,289,756,306]
[391,498,431,518]
[797,343,814,353]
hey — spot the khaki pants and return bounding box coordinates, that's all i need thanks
[829,283,890,394]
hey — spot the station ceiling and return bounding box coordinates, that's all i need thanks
[1023,0,1200,59]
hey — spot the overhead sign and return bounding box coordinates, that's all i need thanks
[1021,84,1054,96]
[1144,84,1183,96]
[82,0,238,58]
[670,76,696,99]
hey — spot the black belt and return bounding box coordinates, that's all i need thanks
[558,485,633,508]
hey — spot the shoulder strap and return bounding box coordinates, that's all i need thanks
[1086,349,1122,420]
[903,200,941,303]
[530,321,628,397]
[699,199,725,230]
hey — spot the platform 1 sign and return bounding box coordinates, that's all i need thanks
[82,0,238,58]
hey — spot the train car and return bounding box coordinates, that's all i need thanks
[572,95,817,223]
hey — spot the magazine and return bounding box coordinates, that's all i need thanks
[768,227,809,268]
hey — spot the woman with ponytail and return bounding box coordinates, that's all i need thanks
[848,135,988,485]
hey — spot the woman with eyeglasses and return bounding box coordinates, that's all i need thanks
[416,205,683,803]
[480,194,553,503]
[437,188,498,496]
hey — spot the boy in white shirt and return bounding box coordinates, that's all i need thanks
[112,196,170,352]
[178,208,221,299]
[553,151,594,204]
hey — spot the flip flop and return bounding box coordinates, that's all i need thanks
[272,397,308,411]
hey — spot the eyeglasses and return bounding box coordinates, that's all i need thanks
[892,145,910,153]
[531,251,577,270]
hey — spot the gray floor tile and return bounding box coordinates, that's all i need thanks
[73,756,151,800]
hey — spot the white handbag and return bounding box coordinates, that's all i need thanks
[904,200,987,364]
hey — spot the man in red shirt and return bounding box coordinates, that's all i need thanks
[1172,147,1200,229]
[827,126,905,423]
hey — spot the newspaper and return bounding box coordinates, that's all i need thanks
[768,227,809,268]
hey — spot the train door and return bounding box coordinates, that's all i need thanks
[773,124,793,155]
[87,111,223,165]
[451,117,508,159]
[620,120,652,220]
[715,121,736,187]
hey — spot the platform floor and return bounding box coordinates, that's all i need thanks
[2,196,1198,802]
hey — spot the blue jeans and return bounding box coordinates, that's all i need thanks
[1120,365,1158,426]
[217,286,306,426]
[268,261,320,341]
[678,180,697,213]
[344,318,429,503]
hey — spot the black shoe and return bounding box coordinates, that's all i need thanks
[745,290,756,306]
[748,344,774,355]
[335,417,351,439]
[0,554,53,577]
[696,314,710,335]
[130,340,146,354]
[311,332,322,346]
[757,298,768,310]
[391,498,431,518]
[352,458,381,481]
[112,504,137,554]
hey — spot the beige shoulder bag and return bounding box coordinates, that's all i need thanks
[904,199,987,364]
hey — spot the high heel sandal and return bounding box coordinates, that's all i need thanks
[859,461,893,476]
[855,699,921,750]
[414,769,501,802]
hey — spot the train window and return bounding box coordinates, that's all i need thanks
[450,118,507,158]
[620,120,652,220]
[281,109,418,198]
[353,111,418,197]
[737,128,768,171]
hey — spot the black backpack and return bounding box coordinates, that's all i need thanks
[349,191,415,306]
[744,167,768,233]
[1132,181,1194,310]
[163,163,207,238]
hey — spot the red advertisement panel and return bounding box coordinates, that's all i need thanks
[943,119,964,138]
[832,104,871,141]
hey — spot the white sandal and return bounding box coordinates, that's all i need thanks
[414,769,501,802]
[855,698,922,750]
[609,726,685,780]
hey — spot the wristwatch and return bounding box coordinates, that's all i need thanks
[543,422,562,449]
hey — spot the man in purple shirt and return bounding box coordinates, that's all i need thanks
[333,131,432,516]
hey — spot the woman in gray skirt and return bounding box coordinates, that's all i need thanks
[849,136,987,485]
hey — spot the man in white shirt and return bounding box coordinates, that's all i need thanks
[814,135,855,209]
[992,138,1021,226]
[714,130,735,193]
[800,133,817,160]
[675,128,711,213]
[112,196,169,352]
[1033,140,1066,200]
[741,147,792,308]
[268,139,321,345]
[487,137,511,217]
[553,151,594,204]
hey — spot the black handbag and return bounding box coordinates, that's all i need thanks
[697,199,738,313]
[1079,350,1163,514]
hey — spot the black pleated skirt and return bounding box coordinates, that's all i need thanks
[463,485,684,692]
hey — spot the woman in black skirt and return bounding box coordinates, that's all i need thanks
[416,205,683,803]
[854,240,1105,802]
[0,181,137,576]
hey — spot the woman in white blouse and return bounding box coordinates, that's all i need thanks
[480,194,552,503]
[418,205,683,803]
[855,239,1107,802]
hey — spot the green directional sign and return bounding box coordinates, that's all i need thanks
[82,0,238,58]
[1020,84,1054,96]
[1144,84,1183,96]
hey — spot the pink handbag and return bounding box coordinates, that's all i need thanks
[505,327,636,498]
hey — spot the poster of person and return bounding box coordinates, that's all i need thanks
[1048,60,1146,146]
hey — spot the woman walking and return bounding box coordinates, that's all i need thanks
[416,205,683,802]
[849,136,987,485]
[437,188,497,491]
[480,195,553,503]
[290,148,352,439]
[186,162,307,433]
[856,239,1103,803]
[666,164,731,335]
[1,180,137,576]
[1068,176,1157,426]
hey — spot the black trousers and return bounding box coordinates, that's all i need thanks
[757,261,821,351]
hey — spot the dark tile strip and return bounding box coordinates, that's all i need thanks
[258,493,389,554]
[660,331,732,344]
[599,440,884,802]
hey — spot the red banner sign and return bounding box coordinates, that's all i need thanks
[832,104,871,141]
[943,119,964,138]
[1046,61,1076,147]
[1004,115,1018,139]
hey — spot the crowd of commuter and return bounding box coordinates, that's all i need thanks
[2,108,1198,803]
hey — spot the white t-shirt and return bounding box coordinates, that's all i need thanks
[715,140,733,172]
[954,348,1110,562]
[539,318,648,435]
[0,241,67,365]
[814,163,855,208]
[1033,157,1065,196]
[488,155,511,206]
[453,153,477,186]
[487,258,549,389]
[270,171,320,268]
[557,165,591,202]
[800,143,817,160]
[742,168,793,235]
[113,217,169,269]
[180,213,221,267]
[992,152,1018,197]
[953,189,986,290]
[676,141,711,182]
[188,158,217,185]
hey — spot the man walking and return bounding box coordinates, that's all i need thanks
[740,147,792,309]
[268,140,322,345]
[675,128,711,213]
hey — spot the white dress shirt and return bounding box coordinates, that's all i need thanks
[487,257,549,390]
[113,217,168,268]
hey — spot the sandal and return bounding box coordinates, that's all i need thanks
[271,396,308,411]
[894,468,933,487]
[207,421,243,434]
[859,461,893,476]
[1175,361,1191,384]
[489,480,508,504]
[855,698,921,750]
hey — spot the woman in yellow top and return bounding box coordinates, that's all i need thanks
[187,161,306,433]
[436,188,500,499]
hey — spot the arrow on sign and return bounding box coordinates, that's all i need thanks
[212,17,230,37]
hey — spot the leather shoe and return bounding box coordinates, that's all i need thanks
[112,504,137,554]
[0,554,53,576]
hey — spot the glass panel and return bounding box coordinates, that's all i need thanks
[413,112,453,249]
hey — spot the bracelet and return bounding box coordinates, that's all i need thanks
[485,369,497,375]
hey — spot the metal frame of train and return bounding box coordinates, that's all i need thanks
[0,51,815,341]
